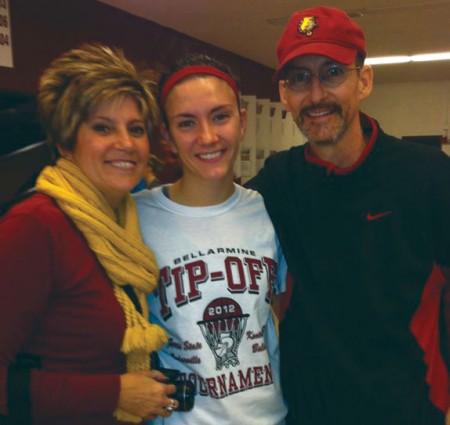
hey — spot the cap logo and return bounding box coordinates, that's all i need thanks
[298,16,317,37]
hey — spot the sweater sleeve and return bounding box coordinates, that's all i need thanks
[0,211,53,414]
[31,371,120,417]
[0,208,121,417]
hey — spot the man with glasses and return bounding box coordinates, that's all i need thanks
[247,6,450,425]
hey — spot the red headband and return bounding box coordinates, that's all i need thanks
[160,65,240,106]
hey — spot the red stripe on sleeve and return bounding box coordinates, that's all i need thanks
[410,263,450,412]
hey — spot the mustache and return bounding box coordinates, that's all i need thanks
[300,102,342,118]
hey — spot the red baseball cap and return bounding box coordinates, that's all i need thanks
[274,6,366,81]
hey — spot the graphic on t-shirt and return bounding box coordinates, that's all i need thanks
[197,297,249,370]
[158,252,278,320]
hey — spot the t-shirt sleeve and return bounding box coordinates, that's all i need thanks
[274,236,287,295]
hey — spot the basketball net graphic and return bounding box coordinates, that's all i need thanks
[197,297,249,370]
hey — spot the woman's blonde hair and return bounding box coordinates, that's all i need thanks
[38,43,159,153]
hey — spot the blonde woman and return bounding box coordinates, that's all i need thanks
[0,44,177,425]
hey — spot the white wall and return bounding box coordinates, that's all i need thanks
[362,79,450,142]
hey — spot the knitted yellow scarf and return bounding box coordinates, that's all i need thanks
[35,158,168,423]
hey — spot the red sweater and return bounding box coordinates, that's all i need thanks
[0,194,133,424]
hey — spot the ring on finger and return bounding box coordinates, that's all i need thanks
[164,399,176,413]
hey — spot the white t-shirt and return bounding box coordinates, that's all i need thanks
[135,184,287,425]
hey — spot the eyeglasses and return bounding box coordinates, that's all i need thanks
[283,64,361,92]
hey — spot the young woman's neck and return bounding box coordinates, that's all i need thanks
[168,176,235,207]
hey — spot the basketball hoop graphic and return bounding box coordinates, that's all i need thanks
[197,298,249,370]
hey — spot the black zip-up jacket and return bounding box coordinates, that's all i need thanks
[247,113,450,425]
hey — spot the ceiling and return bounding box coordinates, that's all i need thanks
[99,0,450,84]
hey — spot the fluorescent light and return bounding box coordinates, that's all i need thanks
[412,52,450,62]
[366,52,450,65]
[366,56,410,65]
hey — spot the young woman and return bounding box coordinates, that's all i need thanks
[135,54,287,425]
[0,43,178,425]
